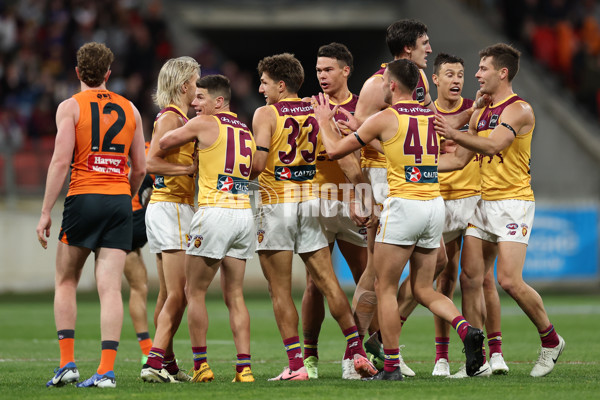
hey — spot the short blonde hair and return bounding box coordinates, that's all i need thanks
[153,56,200,108]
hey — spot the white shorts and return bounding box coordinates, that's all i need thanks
[187,207,255,260]
[465,199,535,244]
[362,167,388,206]
[442,195,481,243]
[376,196,444,249]
[145,202,195,253]
[255,199,328,254]
[319,199,368,247]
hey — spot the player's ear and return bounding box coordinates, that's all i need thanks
[343,65,351,77]
[432,74,439,86]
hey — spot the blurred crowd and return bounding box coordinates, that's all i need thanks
[0,0,260,193]
[0,0,173,151]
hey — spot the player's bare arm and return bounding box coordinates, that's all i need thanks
[314,93,389,160]
[437,111,477,172]
[438,102,529,157]
[146,113,196,176]
[160,116,219,151]
[250,105,275,180]
[352,75,388,127]
[36,99,78,248]
[128,104,147,197]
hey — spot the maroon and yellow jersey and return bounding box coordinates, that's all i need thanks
[436,97,481,200]
[384,100,440,200]
[314,93,358,200]
[258,98,320,204]
[67,89,137,197]
[474,94,534,201]
[149,105,196,205]
[197,112,255,209]
[361,64,429,168]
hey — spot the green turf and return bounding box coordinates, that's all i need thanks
[1,291,598,399]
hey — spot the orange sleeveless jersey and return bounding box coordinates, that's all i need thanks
[67,89,136,196]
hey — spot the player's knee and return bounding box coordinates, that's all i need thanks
[411,285,428,305]
[496,272,520,296]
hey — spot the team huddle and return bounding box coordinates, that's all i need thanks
[36,18,565,388]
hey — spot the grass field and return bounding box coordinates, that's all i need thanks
[1,290,599,399]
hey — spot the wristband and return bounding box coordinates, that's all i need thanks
[256,146,269,152]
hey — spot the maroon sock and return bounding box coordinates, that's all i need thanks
[236,353,251,373]
[283,336,304,371]
[487,331,503,355]
[435,337,450,362]
[383,348,399,372]
[539,324,560,348]
[451,316,470,341]
[146,347,165,370]
[304,339,318,359]
[163,353,179,374]
[343,326,366,359]
[192,346,207,370]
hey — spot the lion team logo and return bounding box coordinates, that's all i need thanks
[193,235,203,248]
[276,167,291,181]
[376,223,382,236]
[407,166,422,182]
[521,223,529,237]
[257,229,265,243]
[217,175,234,192]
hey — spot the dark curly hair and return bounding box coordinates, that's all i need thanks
[76,42,114,88]
[257,53,304,94]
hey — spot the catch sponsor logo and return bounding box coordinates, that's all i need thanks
[216,174,249,194]
[274,165,316,182]
[405,165,438,183]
